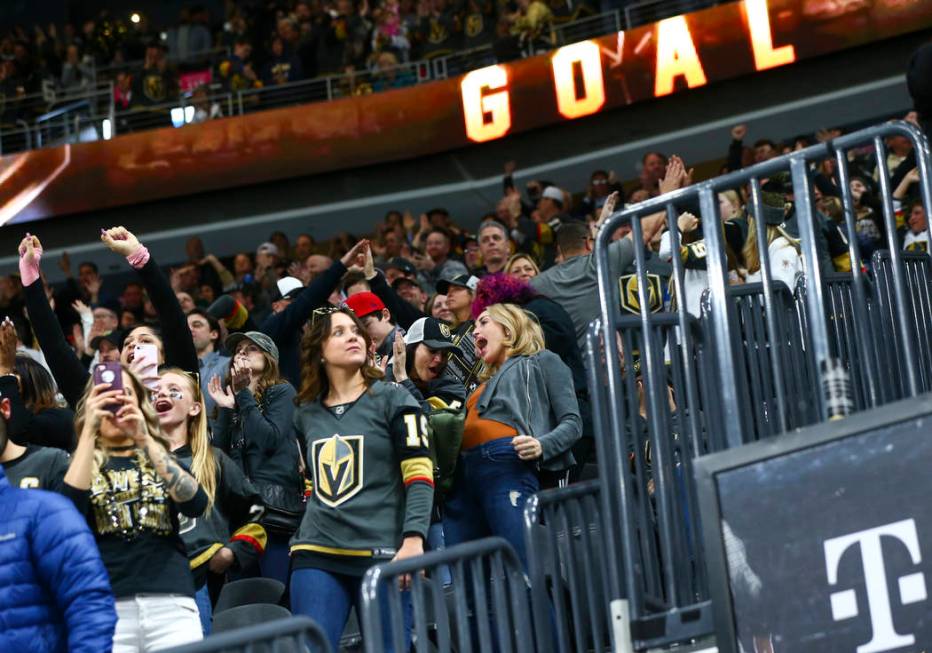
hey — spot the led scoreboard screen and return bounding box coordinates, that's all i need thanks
[0,0,930,225]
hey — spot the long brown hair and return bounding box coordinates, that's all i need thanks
[295,307,384,405]
[742,218,801,275]
[73,363,168,475]
[225,348,285,406]
[160,367,217,512]
[14,355,60,412]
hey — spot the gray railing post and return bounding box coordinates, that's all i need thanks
[791,156,832,420]
[697,183,747,448]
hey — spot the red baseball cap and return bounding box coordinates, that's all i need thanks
[344,292,386,318]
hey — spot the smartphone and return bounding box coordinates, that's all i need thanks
[134,343,160,390]
[93,362,124,413]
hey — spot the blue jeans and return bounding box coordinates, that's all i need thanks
[259,532,291,585]
[443,437,540,570]
[290,567,412,653]
[194,584,212,635]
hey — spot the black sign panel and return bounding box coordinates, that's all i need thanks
[696,396,932,653]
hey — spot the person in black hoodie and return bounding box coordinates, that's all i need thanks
[260,239,370,388]
[18,229,198,411]
[208,331,302,584]
[155,367,266,635]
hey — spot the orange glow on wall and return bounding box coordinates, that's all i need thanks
[745,0,796,71]
[460,65,512,143]
[551,41,606,120]
[654,16,708,97]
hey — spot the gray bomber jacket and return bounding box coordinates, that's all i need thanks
[474,350,582,471]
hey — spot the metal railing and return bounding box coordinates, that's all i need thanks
[551,10,623,47]
[524,481,615,653]
[591,120,932,649]
[162,616,332,652]
[624,0,722,28]
[360,537,535,653]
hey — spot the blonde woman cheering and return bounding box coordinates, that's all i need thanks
[64,365,208,652]
[443,303,581,569]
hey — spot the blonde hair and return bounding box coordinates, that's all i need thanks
[742,217,801,275]
[160,368,217,512]
[478,303,545,380]
[74,364,168,479]
[505,253,540,278]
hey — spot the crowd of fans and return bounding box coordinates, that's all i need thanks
[0,110,928,650]
[0,0,600,129]
[1,24,931,645]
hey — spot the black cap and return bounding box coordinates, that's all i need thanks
[436,274,480,295]
[392,276,421,291]
[382,257,417,277]
[92,298,122,318]
[90,329,125,350]
[405,317,463,357]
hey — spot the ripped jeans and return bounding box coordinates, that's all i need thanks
[442,437,540,571]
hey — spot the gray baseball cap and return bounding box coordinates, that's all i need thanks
[225,330,280,362]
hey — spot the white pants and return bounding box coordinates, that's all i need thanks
[114,594,203,652]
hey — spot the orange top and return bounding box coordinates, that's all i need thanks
[462,383,519,451]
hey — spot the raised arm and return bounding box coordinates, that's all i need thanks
[259,240,368,345]
[18,235,89,408]
[363,244,426,330]
[101,227,199,374]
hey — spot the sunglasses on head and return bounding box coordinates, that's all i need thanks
[311,305,345,327]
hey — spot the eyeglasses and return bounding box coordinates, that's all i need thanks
[592,179,608,186]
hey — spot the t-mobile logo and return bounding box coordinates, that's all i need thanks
[824,519,926,653]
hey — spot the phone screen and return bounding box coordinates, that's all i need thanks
[133,344,160,389]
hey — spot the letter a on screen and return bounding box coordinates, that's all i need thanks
[654,16,707,97]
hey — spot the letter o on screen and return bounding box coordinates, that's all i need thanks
[461,65,511,143]
[551,41,605,120]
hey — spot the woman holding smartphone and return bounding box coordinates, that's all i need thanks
[64,363,208,652]
[154,367,266,635]
[17,229,198,410]
[443,303,581,569]
[208,331,301,584]
[290,307,433,653]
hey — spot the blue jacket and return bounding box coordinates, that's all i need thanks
[0,463,116,653]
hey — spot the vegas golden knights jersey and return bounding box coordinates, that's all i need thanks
[291,381,433,567]
[3,445,69,493]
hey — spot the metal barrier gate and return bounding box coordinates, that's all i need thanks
[360,537,535,653]
[163,616,332,653]
[592,120,932,649]
[524,480,613,653]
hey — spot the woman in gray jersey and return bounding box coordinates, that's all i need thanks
[290,307,433,653]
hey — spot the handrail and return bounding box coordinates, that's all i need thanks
[35,99,92,124]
